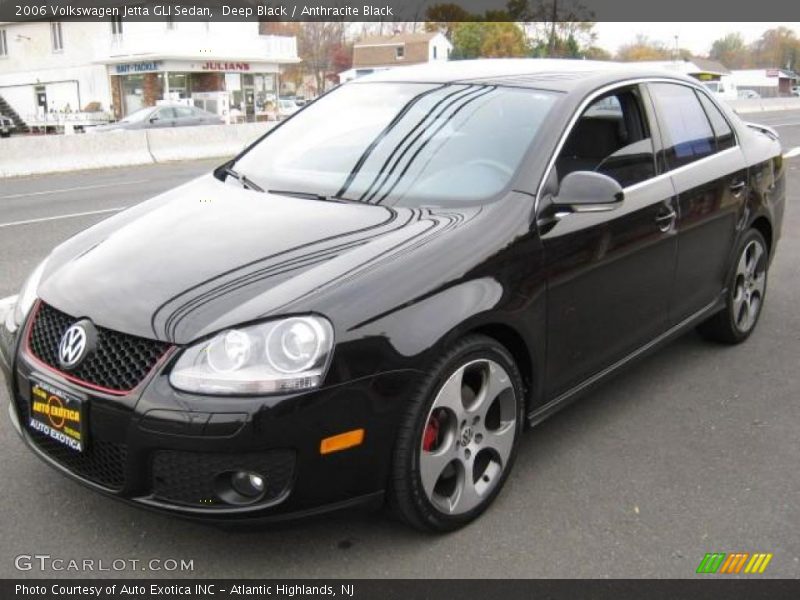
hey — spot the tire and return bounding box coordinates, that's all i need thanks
[697,228,769,344]
[389,334,525,532]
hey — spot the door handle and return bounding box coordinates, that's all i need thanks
[655,208,677,232]
[729,181,746,196]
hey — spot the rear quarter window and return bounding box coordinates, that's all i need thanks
[697,92,736,152]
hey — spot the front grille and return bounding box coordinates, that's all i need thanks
[28,303,170,393]
[28,431,128,490]
[151,449,296,508]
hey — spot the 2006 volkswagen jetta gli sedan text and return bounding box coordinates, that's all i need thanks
[0,60,785,531]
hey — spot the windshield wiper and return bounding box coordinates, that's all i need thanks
[268,189,354,203]
[222,166,264,192]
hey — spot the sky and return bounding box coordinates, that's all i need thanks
[593,22,800,56]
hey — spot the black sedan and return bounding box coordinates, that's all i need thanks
[0,60,785,531]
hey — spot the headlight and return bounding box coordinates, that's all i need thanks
[6,259,47,333]
[169,316,334,395]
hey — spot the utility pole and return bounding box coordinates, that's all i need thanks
[548,0,558,56]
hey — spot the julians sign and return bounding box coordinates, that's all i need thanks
[201,62,251,72]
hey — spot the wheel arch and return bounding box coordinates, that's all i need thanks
[469,323,533,402]
[749,215,773,257]
[435,317,541,417]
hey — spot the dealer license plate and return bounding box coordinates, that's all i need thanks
[29,377,86,452]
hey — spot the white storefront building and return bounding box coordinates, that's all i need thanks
[0,20,299,127]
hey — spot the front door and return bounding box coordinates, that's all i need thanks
[539,85,678,397]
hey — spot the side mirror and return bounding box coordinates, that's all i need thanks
[149,115,159,123]
[553,171,624,213]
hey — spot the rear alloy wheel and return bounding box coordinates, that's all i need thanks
[390,335,524,531]
[698,228,768,344]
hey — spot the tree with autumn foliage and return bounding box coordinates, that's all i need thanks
[451,22,529,59]
[424,3,471,40]
[709,33,749,69]
[616,35,691,62]
[751,27,800,71]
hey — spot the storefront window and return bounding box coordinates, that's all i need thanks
[121,74,145,115]
[167,73,189,100]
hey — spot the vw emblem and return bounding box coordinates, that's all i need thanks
[460,426,473,447]
[58,323,89,369]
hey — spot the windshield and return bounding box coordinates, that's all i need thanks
[233,82,559,207]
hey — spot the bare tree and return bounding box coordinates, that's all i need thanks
[509,0,597,56]
[297,21,347,95]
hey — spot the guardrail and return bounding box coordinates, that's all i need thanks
[727,97,800,113]
[0,122,274,178]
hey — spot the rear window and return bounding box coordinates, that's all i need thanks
[649,83,716,169]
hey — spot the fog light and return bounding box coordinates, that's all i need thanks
[231,471,266,498]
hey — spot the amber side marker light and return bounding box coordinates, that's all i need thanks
[320,429,365,455]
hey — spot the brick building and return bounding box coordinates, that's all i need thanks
[339,32,452,83]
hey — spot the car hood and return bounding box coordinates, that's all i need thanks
[38,175,513,344]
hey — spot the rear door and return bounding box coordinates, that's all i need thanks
[646,83,748,322]
[540,84,679,397]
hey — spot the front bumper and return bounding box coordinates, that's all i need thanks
[1,309,422,522]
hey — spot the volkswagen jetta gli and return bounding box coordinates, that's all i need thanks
[0,60,785,531]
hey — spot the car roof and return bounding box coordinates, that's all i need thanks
[357,58,699,93]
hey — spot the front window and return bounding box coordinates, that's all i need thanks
[556,86,656,189]
[233,82,559,207]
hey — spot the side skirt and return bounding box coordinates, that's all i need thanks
[527,295,725,428]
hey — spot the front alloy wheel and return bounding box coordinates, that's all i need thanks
[390,335,524,531]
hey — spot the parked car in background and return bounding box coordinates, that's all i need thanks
[738,89,762,99]
[88,105,223,132]
[277,98,300,120]
[792,86,799,97]
[0,114,15,138]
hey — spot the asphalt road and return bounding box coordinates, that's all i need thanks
[1,112,799,579]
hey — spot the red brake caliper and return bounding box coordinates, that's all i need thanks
[423,414,440,452]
